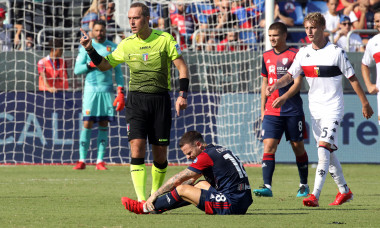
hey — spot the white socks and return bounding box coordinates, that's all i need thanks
[329,152,349,194]
[312,147,350,199]
[312,147,330,199]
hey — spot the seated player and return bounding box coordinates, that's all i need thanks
[121,130,253,215]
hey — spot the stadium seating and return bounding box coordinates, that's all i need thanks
[305,1,328,14]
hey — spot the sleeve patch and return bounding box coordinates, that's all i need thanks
[175,43,182,55]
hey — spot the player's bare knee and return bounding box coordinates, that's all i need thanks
[290,141,306,156]
[175,185,189,196]
[194,180,210,190]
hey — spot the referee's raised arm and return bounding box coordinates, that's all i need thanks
[79,28,113,72]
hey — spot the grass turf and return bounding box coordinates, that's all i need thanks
[0,164,379,227]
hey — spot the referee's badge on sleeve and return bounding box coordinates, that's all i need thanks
[175,44,182,55]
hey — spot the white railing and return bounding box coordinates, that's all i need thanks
[0,28,26,51]
[347,29,378,52]
[191,27,334,50]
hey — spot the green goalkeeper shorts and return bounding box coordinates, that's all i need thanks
[82,91,115,122]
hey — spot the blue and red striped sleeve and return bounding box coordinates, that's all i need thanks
[188,152,214,173]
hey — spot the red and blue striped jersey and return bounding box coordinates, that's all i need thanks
[188,144,252,197]
[261,47,304,116]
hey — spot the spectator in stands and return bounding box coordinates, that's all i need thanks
[259,2,299,42]
[324,0,341,39]
[259,3,295,28]
[230,0,259,44]
[204,0,238,51]
[104,1,125,41]
[170,1,196,49]
[216,31,247,51]
[142,1,165,29]
[14,0,53,50]
[343,0,374,45]
[37,39,69,93]
[333,16,364,52]
[81,0,107,36]
[336,0,357,12]
[371,0,380,9]
[0,7,18,51]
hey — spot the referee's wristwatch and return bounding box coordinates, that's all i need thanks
[179,91,187,99]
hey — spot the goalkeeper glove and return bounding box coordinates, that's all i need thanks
[113,87,125,111]
[86,61,97,71]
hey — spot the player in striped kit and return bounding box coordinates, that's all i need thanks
[361,10,380,124]
[121,131,253,215]
[267,12,373,207]
[253,22,309,198]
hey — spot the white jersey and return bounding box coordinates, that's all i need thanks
[323,11,340,34]
[334,32,363,52]
[362,33,380,124]
[362,33,380,88]
[288,42,355,119]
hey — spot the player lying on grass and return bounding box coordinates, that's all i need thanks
[121,130,253,215]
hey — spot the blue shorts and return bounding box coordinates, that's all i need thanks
[261,115,307,141]
[82,91,115,123]
[197,186,252,215]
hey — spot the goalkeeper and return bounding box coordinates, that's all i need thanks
[79,2,189,201]
[73,20,124,170]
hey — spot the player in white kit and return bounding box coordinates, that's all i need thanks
[267,12,374,207]
[361,10,380,125]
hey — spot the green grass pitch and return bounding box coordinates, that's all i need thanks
[0,164,379,227]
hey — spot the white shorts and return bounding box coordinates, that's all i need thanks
[311,118,340,150]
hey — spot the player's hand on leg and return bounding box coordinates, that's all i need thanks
[80,28,93,51]
[176,97,187,116]
[144,197,156,212]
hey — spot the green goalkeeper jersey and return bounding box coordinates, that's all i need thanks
[105,29,182,93]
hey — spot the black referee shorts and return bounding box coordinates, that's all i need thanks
[125,91,172,146]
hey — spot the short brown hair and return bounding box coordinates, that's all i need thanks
[304,12,326,27]
[269,22,287,35]
[130,2,150,17]
[179,131,205,148]
[47,38,63,50]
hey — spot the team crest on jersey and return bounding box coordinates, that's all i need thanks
[282,58,288,65]
[142,53,149,61]
[314,67,320,76]
[86,109,91,115]
[193,158,198,163]
[106,46,112,52]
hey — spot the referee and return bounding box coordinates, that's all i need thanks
[79,2,189,202]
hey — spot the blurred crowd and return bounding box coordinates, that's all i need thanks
[1,0,380,52]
